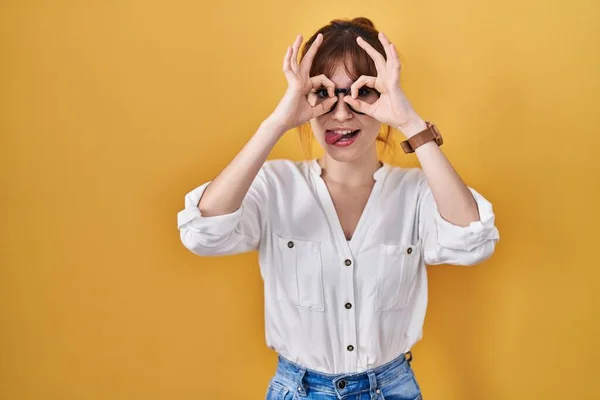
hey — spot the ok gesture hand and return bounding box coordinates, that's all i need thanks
[342,32,420,136]
[269,34,338,133]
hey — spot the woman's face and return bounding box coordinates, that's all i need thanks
[309,63,382,163]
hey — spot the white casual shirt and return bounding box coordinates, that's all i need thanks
[177,159,500,374]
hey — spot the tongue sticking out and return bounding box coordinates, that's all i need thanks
[325,130,358,145]
[325,131,344,145]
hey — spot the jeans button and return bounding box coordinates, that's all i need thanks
[338,380,346,389]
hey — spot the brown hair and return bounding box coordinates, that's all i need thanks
[297,17,396,160]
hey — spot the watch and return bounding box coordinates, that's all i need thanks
[400,121,443,153]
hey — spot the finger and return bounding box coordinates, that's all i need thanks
[390,43,402,70]
[311,96,338,118]
[299,33,323,76]
[282,46,292,73]
[310,74,336,97]
[378,32,393,65]
[356,36,386,71]
[291,34,303,74]
[306,91,318,107]
[350,75,376,98]
[343,95,373,115]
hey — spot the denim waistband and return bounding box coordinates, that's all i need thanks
[273,352,413,397]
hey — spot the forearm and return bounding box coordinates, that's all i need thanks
[397,115,481,227]
[198,117,285,217]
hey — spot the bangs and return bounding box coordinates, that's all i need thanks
[307,31,385,81]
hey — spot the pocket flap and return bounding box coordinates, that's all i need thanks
[382,243,420,257]
[276,235,320,254]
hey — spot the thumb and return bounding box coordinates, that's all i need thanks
[311,96,338,118]
[343,95,369,114]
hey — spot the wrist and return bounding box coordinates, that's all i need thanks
[262,116,289,138]
[396,115,427,138]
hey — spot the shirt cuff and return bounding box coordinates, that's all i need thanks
[176,182,244,235]
[434,187,500,252]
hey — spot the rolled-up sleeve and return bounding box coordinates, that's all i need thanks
[177,170,268,256]
[417,177,500,266]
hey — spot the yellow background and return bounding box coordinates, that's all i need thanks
[1,0,599,399]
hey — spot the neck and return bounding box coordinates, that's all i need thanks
[317,149,382,187]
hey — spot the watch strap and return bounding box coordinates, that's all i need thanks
[400,121,443,153]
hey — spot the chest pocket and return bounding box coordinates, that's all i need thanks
[375,243,421,312]
[275,235,325,311]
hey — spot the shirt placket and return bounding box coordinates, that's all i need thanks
[310,160,387,372]
[312,182,356,371]
[341,254,358,372]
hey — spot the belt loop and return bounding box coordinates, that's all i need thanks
[294,367,307,397]
[406,351,413,364]
[367,370,381,399]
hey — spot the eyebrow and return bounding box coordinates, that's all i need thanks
[317,80,358,89]
[333,81,355,88]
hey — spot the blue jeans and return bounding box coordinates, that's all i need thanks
[266,352,422,400]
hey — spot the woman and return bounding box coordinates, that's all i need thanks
[177,17,499,400]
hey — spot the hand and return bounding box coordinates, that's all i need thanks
[342,32,422,137]
[268,34,339,134]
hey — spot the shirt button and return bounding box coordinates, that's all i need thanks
[345,302,352,309]
[287,241,294,248]
[337,380,346,389]
[344,259,352,266]
[347,345,354,352]
[407,247,413,254]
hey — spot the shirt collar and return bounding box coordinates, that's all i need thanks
[309,158,389,181]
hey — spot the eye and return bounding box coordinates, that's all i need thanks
[357,88,373,97]
[316,88,329,98]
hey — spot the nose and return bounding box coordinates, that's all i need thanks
[331,93,353,121]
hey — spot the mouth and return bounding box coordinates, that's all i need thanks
[325,129,361,146]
